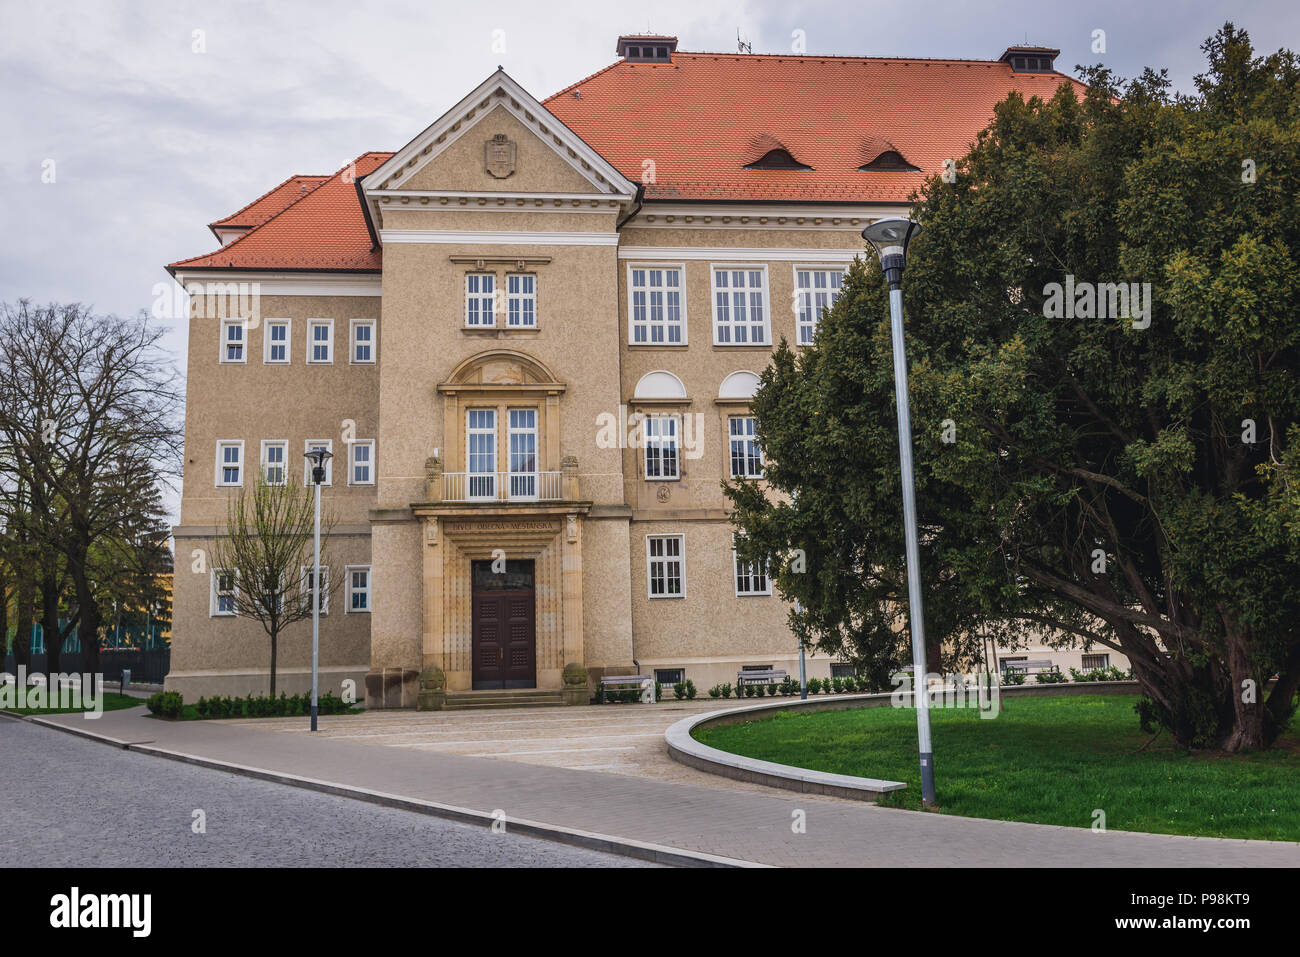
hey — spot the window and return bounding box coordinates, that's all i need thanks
[349,439,375,486]
[467,409,497,499]
[646,534,684,598]
[733,535,770,596]
[261,440,288,486]
[300,565,330,615]
[795,268,845,344]
[508,409,538,499]
[728,416,763,478]
[712,267,768,345]
[346,566,371,613]
[654,668,684,686]
[744,148,812,170]
[628,266,685,344]
[643,415,679,480]
[1081,654,1110,670]
[307,319,333,363]
[211,569,237,616]
[506,274,536,328]
[351,319,375,363]
[303,440,333,486]
[220,319,247,363]
[216,440,244,487]
[830,663,856,678]
[264,319,290,363]
[465,274,496,327]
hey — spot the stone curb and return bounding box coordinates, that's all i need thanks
[665,682,1145,801]
[1,709,767,869]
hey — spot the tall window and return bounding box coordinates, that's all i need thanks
[728,416,763,478]
[467,409,497,499]
[351,319,375,363]
[508,409,538,499]
[643,416,679,480]
[647,535,684,598]
[261,440,288,485]
[712,267,768,345]
[733,536,771,596]
[264,319,289,363]
[212,569,237,616]
[216,441,243,487]
[629,266,684,344]
[795,268,844,345]
[303,440,333,486]
[221,319,246,363]
[506,274,536,328]
[349,439,375,485]
[347,566,371,613]
[466,274,496,327]
[307,319,333,363]
[300,565,330,615]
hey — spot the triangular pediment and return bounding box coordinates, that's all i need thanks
[361,69,637,222]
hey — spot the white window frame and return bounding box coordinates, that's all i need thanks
[711,264,770,346]
[263,318,291,364]
[643,414,680,481]
[728,415,764,479]
[307,318,334,364]
[350,318,376,364]
[211,568,238,617]
[215,440,244,487]
[348,439,375,486]
[260,439,288,486]
[300,564,330,615]
[303,439,333,486]
[466,408,497,500]
[646,534,685,599]
[733,535,771,597]
[220,318,248,364]
[627,263,687,345]
[793,265,846,346]
[465,273,497,328]
[346,565,371,614]
[507,408,538,499]
[505,273,537,328]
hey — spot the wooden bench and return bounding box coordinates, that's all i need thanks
[1001,659,1059,679]
[736,668,787,689]
[598,674,653,704]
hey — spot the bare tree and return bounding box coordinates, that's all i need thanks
[212,474,338,695]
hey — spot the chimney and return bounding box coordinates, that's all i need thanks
[616,34,677,62]
[998,45,1059,73]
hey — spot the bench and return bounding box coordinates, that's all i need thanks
[1001,659,1059,679]
[736,668,787,689]
[598,674,653,704]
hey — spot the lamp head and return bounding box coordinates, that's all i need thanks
[304,447,333,485]
[861,217,922,289]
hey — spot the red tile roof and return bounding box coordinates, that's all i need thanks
[170,153,391,273]
[171,51,1085,272]
[209,174,331,229]
[544,52,1085,203]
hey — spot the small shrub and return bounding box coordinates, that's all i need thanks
[719,683,732,699]
[831,677,844,693]
[766,682,778,697]
[654,681,663,702]
[843,676,857,693]
[1035,670,1066,684]
[807,678,822,695]
[147,691,183,719]
[685,679,697,700]
[708,684,721,699]
[1002,671,1026,686]
[672,681,687,700]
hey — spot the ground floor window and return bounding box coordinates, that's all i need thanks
[211,569,237,616]
[654,668,684,686]
[300,565,330,615]
[646,534,684,598]
[1081,653,1110,670]
[830,663,855,678]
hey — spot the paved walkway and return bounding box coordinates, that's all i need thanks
[26,704,1300,867]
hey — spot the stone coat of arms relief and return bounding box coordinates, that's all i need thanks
[485,134,517,179]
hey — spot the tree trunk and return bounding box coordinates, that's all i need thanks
[1220,626,1266,752]
[12,561,35,674]
[269,631,278,697]
[40,565,61,676]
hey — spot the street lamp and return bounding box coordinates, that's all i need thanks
[304,447,333,732]
[861,217,936,805]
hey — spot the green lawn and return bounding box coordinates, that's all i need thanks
[694,694,1300,841]
[3,691,144,716]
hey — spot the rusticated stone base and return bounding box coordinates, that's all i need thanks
[365,667,421,709]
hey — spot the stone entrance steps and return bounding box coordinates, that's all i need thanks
[444,689,569,711]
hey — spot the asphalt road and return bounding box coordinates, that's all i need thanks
[0,718,655,867]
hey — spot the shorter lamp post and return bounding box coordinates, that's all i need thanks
[304,447,333,732]
[861,217,936,806]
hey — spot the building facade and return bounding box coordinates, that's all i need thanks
[167,36,1115,705]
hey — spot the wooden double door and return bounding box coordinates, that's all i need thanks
[471,559,537,689]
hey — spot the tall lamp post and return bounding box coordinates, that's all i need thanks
[304,447,333,732]
[861,217,936,805]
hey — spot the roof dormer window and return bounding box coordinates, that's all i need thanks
[745,148,812,170]
[859,149,919,172]
[617,35,677,62]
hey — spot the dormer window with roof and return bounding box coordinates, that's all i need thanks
[745,148,812,170]
[859,150,919,172]
[999,45,1059,73]
[617,35,677,62]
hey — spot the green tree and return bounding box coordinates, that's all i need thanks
[729,24,1300,749]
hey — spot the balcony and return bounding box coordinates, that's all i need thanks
[441,470,562,503]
